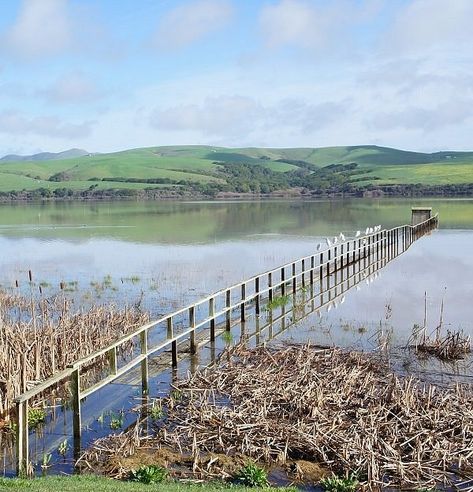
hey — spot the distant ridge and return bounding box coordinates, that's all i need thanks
[0,148,90,162]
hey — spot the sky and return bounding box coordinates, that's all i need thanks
[0,0,472,155]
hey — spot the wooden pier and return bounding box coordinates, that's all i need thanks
[13,211,438,474]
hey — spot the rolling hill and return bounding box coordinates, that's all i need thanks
[0,145,472,196]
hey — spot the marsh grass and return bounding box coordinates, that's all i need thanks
[0,288,149,415]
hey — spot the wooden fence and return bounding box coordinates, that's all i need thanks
[13,212,438,474]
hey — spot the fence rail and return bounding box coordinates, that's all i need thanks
[13,212,438,474]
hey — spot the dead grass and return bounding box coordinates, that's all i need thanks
[0,289,149,414]
[80,344,473,490]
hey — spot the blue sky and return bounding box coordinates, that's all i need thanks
[1,0,472,155]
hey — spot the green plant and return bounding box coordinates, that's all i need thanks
[234,462,269,487]
[28,407,46,429]
[222,331,233,345]
[40,452,52,470]
[129,465,167,484]
[57,439,68,457]
[109,413,124,430]
[320,473,359,492]
[266,295,290,311]
[149,401,164,420]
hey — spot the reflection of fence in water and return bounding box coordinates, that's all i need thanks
[13,212,439,475]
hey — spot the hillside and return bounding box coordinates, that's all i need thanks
[0,145,472,197]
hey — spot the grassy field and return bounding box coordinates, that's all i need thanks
[1,145,472,193]
[0,476,296,492]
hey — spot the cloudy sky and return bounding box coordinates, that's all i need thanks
[1,0,472,155]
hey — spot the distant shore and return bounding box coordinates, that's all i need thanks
[1,183,473,203]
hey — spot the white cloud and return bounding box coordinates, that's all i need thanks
[368,99,473,132]
[151,0,234,51]
[3,0,71,58]
[0,110,94,138]
[39,72,102,104]
[385,0,473,55]
[259,0,382,53]
[150,94,347,139]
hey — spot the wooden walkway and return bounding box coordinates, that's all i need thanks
[13,211,439,474]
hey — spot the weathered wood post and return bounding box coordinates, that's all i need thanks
[240,282,246,322]
[167,316,178,367]
[310,255,315,285]
[16,400,28,475]
[292,262,296,293]
[225,289,231,331]
[108,347,117,375]
[255,277,260,315]
[319,252,323,283]
[302,258,306,286]
[281,267,286,296]
[209,298,215,341]
[189,306,196,354]
[140,329,149,395]
[268,272,273,302]
[70,367,81,461]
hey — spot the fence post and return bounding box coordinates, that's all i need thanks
[140,328,149,395]
[240,282,246,322]
[168,317,177,368]
[281,267,286,296]
[107,347,117,375]
[302,259,306,286]
[225,289,231,331]
[70,367,81,461]
[189,306,196,354]
[310,255,315,285]
[292,263,296,293]
[319,252,323,283]
[16,400,28,475]
[268,272,273,302]
[255,277,260,315]
[209,298,215,342]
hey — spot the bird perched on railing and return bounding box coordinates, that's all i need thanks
[326,238,332,247]
[339,232,345,241]
[355,230,361,237]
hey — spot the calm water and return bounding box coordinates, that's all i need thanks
[0,198,472,331]
[1,198,473,476]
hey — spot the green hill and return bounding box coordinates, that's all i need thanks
[0,145,472,195]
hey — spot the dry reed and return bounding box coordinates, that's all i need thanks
[81,344,473,490]
[0,289,149,415]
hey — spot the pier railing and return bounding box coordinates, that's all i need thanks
[13,212,438,474]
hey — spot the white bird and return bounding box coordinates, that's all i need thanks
[333,237,338,244]
[365,227,370,234]
[369,227,374,234]
[339,232,345,241]
[355,230,361,237]
[326,238,332,247]
[317,243,322,251]
[362,238,367,245]
[377,224,381,230]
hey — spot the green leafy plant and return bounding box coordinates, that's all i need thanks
[234,462,269,487]
[266,295,290,311]
[109,413,124,430]
[149,401,164,421]
[40,452,52,471]
[28,407,46,429]
[320,473,359,492]
[57,439,68,457]
[129,465,167,484]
